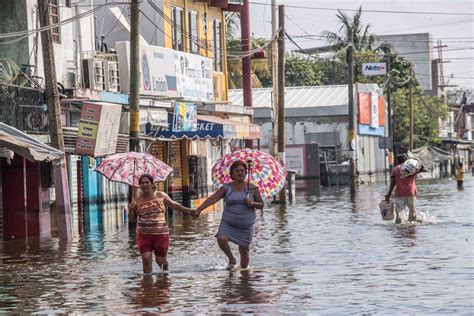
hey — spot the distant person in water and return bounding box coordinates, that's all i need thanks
[129,174,195,274]
[194,161,264,270]
[385,154,422,224]
[456,162,464,190]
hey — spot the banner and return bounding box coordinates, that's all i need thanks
[172,102,197,132]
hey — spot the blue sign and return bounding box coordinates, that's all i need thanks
[147,113,225,140]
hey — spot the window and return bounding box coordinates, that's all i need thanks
[49,0,60,43]
[187,10,199,54]
[171,7,184,51]
[213,19,222,72]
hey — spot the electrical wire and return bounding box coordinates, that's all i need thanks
[0,4,111,40]
[249,1,474,16]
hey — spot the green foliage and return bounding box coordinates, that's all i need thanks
[321,6,375,51]
[392,87,449,152]
[226,37,271,88]
[284,56,323,87]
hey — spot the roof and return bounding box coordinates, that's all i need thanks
[228,85,349,109]
[0,123,64,161]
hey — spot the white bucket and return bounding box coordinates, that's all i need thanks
[379,199,395,220]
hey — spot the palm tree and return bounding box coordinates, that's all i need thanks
[321,6,375,51]
[225,12,270,89]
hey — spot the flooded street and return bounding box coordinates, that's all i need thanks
[1,177,473,314]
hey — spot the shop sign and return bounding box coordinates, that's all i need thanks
[362,62,387,76]
[75,102,122,157]
[175,51,214,101]
[116,42,178,97]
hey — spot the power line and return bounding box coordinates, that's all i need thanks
[249,1,474,16]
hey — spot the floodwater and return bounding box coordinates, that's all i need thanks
[1,176,473,314]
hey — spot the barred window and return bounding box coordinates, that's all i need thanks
[171,7,184,51]
[187,10,199,54]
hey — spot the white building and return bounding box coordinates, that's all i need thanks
[229,84,389,184]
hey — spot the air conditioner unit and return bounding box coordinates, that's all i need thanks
[228,0,243,4]
[106,60,120,92]
[82,58,106,91]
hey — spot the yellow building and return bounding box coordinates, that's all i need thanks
[150,1,246,208]
[163,0,238,102]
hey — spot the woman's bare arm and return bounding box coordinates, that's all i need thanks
[128,200,137,222]
[158,191,193,213]
[195,186,226,214]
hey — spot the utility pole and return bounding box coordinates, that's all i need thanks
[38,0,71,239]
[241,0,253,149]
[271,0,278,156]
[408,74,413,151]
[129,0,140,152]
[385,51,394,171]
[277,5,286,203]
[347,33,356,194]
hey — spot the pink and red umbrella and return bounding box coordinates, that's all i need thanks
[211,148,286,198]
[95,152,173,187]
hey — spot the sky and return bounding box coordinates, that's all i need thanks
[248,0,474,90]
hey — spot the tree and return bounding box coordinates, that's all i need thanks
[226,36,270,89]
[285,56,323,87]
[392,86,449,153]
[321,6,375,51]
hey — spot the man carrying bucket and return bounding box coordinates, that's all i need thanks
[385,154,421,224]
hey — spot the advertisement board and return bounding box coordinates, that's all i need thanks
[116,42,214,101]
[172,101,197,132]
[175,51,214,101]
[357,92,386,137]
[75,102,122,157]
[116,42,178,98]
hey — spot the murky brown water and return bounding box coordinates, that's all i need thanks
[1,177,473,313]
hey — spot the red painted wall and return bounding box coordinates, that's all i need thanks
[2,156,48,239]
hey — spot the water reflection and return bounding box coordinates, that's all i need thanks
[391,225,418,247]
[218,271,271,305]
[127,275,171,310]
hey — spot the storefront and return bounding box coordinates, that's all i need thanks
[146,113,261,207]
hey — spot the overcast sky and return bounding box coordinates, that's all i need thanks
[248,0,474,90]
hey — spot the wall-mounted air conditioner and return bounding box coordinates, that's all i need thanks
[228,0,243,4]
[82,58,106,91]
[106,60,120,92]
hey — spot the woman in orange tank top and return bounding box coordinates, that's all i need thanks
[129,174,195,274]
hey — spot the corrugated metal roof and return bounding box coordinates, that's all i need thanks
[228,85,349,108]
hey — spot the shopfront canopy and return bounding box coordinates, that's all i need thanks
[0,123,64,161]
[146,113,261,140]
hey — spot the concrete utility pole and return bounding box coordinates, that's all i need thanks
[347,33,356,194]
[408,74,414,151]
[271,0,278,156]
[385,52,394,171]
[129,0,140,152]
[277,5,286,203]
[38,0,71,239]
[241,0,253,149]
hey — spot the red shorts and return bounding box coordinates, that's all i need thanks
[136,233,170,257]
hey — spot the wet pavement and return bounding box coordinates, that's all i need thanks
[0,176,473,314]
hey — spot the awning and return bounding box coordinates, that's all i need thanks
[0,122,64,161]
[146,113,261,140]
[140,107,168,127]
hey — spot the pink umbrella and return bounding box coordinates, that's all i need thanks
[211,148,286,199]
[95,152,173,187]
